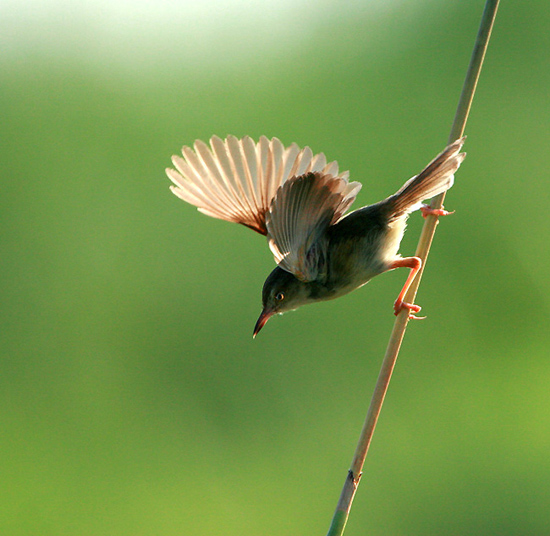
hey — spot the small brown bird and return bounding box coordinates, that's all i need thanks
[166,136,465,336]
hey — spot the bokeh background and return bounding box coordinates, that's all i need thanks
[2,1,549,534]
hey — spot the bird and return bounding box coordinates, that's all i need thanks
[166,135,465,337]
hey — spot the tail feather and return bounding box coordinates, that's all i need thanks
[387,137,466,220]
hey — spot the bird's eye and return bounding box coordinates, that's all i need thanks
[276,292,285,301]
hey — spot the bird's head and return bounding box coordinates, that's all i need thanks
[253,267,312,337]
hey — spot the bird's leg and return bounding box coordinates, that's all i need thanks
[390,257,424,319]
[421,204,454,218]
[390,207,452,317]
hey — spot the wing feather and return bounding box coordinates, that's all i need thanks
[241,136,261,204]
[283,143,302,192]
[323,161,339,177]
[193,140,241,217]
[167,136,349,236]
[266,172,362,281]
[311,152,327,172]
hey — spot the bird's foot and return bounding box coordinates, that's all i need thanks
[394,299,426,320]
[421,204,454,218]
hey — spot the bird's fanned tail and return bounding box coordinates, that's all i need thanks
[386,137,466,220]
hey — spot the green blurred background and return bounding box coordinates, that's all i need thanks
[2,1,549,534]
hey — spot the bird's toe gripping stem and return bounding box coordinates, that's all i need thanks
[421,204,455,218]
[393,299,425,320]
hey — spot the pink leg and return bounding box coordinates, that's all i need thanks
[390,257,424,319]
[421,204,455,218]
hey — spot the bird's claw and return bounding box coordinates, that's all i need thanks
[421,204,455,218]
[394,300,426,320]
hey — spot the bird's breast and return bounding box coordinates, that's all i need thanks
[324,234,389,297]
[318,203,408,300]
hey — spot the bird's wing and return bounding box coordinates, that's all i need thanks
[266,172,362,282]
[167,135,348,236]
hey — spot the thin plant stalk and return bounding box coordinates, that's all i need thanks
[326,2,500,535]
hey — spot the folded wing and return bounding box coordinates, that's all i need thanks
[167,135,348,235]
[266,172,362,282]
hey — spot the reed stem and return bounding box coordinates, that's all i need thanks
[326,2,500,534]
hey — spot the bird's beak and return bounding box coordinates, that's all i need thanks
[253,308,273,338]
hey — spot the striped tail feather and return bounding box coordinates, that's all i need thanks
[387,137,466,219]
